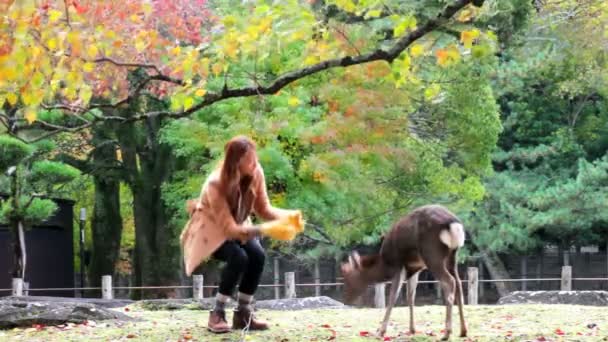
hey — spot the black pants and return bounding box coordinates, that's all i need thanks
[212,238,266,296]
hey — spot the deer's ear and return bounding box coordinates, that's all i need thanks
[340,263,350,274]
[350,251,362,269]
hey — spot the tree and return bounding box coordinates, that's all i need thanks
[0,136,79,279]
[462,0,608,295]
[1,0,534,294]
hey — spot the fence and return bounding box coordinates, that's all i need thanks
[3,266,608,307]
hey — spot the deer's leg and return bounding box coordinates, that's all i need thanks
[448,251,467,337]
[428,263,456,341]
[377,268,405,337]
[406,271,419,334]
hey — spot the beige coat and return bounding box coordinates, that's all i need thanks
[180,164,291,276]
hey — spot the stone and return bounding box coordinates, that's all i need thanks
[138,296,346,311]
[0,297,135,329]
[497,291,608,306]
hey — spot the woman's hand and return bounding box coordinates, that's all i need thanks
[238,225,261,244]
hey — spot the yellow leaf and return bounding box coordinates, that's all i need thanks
[135,40,146,52]
[24,108,37,124]
[48,10,62,23]
[304,55,318,65]
[130,14,140,23]
[288,97,300,107]
[258,17,272,33]
[80,85,93,104]
[87,45,98,59]
[224,41,239,59]
[21,92,34,106]
[6,92,18,106]
[424,83,441,100]
[365,9,382,19]
[195,89,206,97]
[211,63,223,76]
[170,46,181,56]
[183,96,194,110]
[83,62,95,72]
[410,44,424,57]
[47,38,57,50]
[142,3,152,16]
[460,29,480,49]
[222,15,236,27]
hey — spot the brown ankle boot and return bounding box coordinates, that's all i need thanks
[232,306,269,331]
[207,310,231,333]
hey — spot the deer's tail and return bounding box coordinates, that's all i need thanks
[439,222,465,250]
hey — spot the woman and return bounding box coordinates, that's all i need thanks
[181,136,296,333]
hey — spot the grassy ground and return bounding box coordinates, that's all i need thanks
[1,304,606,342]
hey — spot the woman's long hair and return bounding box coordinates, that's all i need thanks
[219,135,256,193]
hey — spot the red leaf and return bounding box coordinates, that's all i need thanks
[359,331,370,337]
[383,337,392,341]
[320,324,331,328]
[126,333,137,339]
[555,328,565,336]
[124,307,130,312]
[536,336,547,341]
[326,329,337,340]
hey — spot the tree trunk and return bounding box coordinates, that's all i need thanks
[118,116,179,299]
[9,166,24,279]
[480,251,514,298]
[88,176,123,287]
[86,125,124,290]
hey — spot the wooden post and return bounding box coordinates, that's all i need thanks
[101,275,113,299]
[314,261,321,297]
[193,274,204,300]
[374,283,386,308]
[563,249,570,266]
[23,282,29,296]
[536,253,543,290]
[521,256,528,291]
[561,266,572,291]
[434,280,442,304]
[467,267,478,305]
[12,278,23,296]
[285,272,296,299]
[274,258,280,300]
[477,259,484,300]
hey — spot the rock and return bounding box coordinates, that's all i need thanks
[255,296,346,310]
[2,296,134,309]
[138,298,212,311]
[138,296,345,311]
[0,297,135,329]
[498,291,608,306]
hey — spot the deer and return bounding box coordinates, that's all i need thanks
[340,204,467,341]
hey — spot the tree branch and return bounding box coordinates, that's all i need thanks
[17,0,474,138]
[126,0,475,123]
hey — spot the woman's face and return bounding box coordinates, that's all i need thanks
[238,149,258,176]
